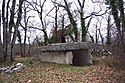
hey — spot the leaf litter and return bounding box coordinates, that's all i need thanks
[0,56,125,83]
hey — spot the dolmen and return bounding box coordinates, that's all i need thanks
[36,42,93,66]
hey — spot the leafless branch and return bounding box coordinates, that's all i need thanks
[28,26,43,31]
[84,8,108,19]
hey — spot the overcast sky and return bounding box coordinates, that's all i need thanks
[0,0,110,43]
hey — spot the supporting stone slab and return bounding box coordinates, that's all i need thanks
[72,50,93,66]
[38,51,73,64]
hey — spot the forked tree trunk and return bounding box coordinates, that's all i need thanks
[63,0,78,42]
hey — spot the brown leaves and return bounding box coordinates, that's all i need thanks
[0,56,125,82]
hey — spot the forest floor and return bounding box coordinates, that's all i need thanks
[0,55,125,83]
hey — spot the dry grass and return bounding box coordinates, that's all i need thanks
[0,56,125,83]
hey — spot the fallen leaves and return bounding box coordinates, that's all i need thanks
[0,56,125,83]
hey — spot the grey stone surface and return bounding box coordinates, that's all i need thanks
[36,42,91,52]
[36,42,93,66]
[38,51,73,64]
[72,50,93,66]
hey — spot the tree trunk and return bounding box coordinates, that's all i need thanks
[119,0,125,52]
[23,30,27,57]
[17,30,23,57]
[11,0,24,58]
[78,0,86,42]
[40,14,49,45]
[109,0,124,53]
[63,0,78,42]
[23,3,27,57]
[54,6,59,43]
[106,15,112,45]
[42,29,49,45]
[0,10,3,62]
[81,18,87,42]
[98,28,104,44]
[2,0,8,61]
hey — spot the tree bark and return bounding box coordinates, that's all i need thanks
[63,0,78,42]
[11,0,24,57]
[23,3,28,57]
[2,0,24,62]
[77,0,87,42]
[54,6,59,43]
[0,10,3,62]
[2,0,8,61]
[108,0,125,52]
[119,0,125,52]
[106,15,112,45]
[98,28,104,44]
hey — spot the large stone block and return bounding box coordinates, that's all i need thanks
[37,42,91,52]
[72,50,93,66]
[38,51,73,64]
[36,42,93,66]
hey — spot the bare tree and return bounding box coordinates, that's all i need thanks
[50,1,69,43]
[0,10,3,61]
[20,2,34,57]
[53,0,107,42]
[1,0,25,62]
[63,0,78,42]
[54,5,59,43]
[77,0,86,42]
[0,10,1,44]
[27,0,49,45]
[22,2,29,57]
[53,0,78,42]
[106,0,125,53]
[49,3,60,43]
